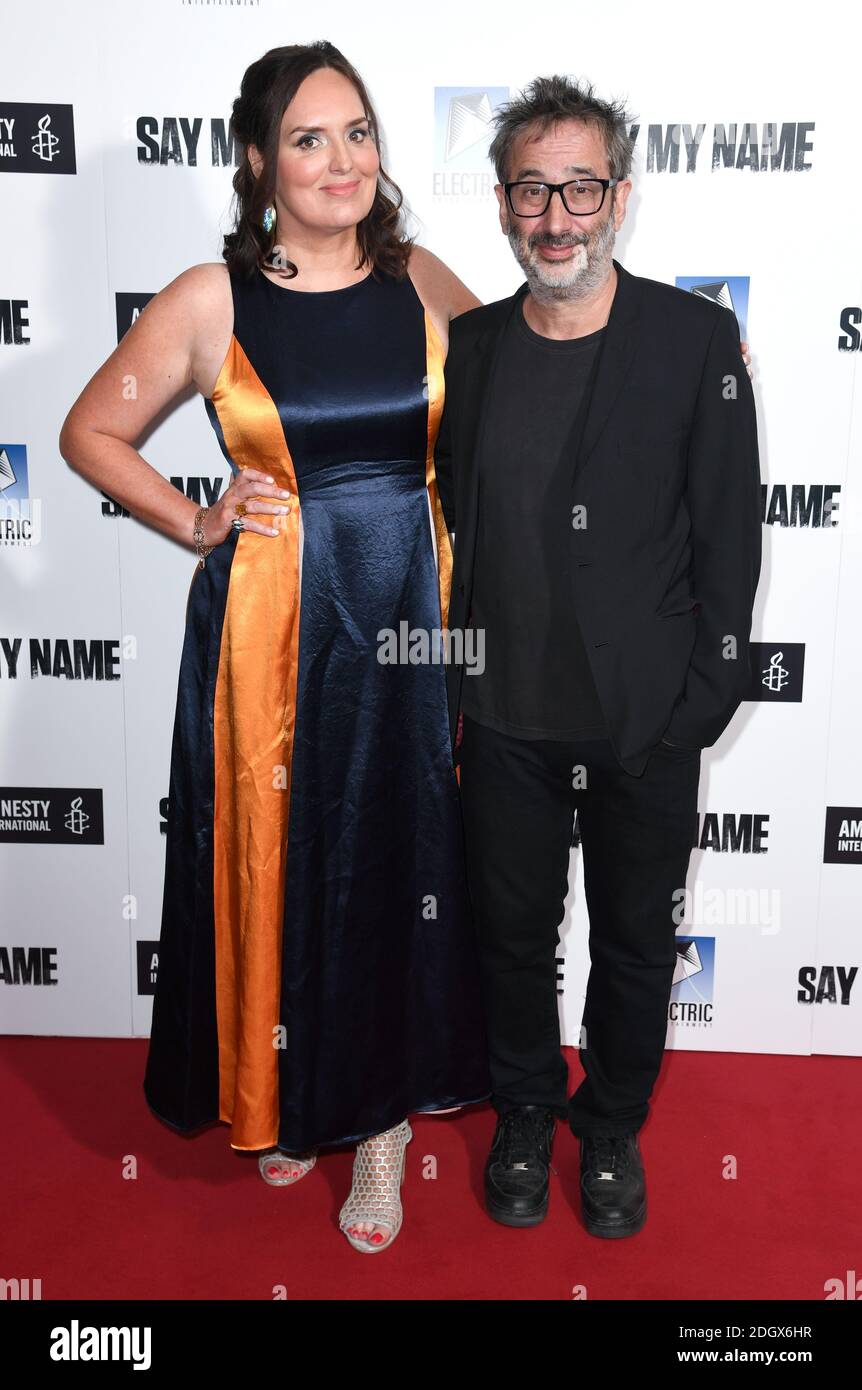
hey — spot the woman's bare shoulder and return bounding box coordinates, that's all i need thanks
[407,243,482,322]
[59,261,236,447]
[156,262,234,400]
[142,260,227,313]
[174,260,231,296]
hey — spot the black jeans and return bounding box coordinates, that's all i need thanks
[457,713,701,1138]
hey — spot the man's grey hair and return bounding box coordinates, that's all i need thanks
[488,75,636,186]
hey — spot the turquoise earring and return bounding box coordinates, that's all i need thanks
[262,204,275,234]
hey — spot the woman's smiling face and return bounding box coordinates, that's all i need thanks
[269,67,380,235]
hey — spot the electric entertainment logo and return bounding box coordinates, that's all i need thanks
[433,87,509,199]
[669,936,715,1027]
[0,444,41,546]
[676,276,750,340]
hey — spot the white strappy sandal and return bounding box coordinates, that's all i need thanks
[338,1118,412,1252]
[258,1147,318,1186]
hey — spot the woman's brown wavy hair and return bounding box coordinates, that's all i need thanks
[222,40,413,283]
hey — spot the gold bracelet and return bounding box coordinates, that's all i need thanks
[193,506,214,568]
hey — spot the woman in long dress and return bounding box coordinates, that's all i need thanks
[59,41,492,1253]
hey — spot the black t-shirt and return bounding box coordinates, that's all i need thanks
[460,299,607,740]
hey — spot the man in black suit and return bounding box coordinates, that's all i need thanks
[434,76,761,1237]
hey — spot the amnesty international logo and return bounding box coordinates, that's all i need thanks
[745,642,805,702]
[0,103,76,175]
[0,788,104,843]
[761,651,789,693]
[433,87,508,199]
[64,796,90,837]
[823,808,862,865]
[31,113,60,162]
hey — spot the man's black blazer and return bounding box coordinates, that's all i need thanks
[434,257,762,776]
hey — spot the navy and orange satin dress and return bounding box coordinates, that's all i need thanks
[143,261,492,1153]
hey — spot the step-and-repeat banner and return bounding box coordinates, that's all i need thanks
[2,1,860,1058]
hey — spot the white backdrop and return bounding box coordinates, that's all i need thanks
[2,0,860,1061]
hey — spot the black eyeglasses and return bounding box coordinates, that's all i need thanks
[504,178,620,218]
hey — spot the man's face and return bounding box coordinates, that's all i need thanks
[495,118,631,298]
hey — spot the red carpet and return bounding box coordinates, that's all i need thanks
[1,1038,858,1301]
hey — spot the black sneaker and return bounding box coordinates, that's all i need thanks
[484,1105,556,1227]
[579,1131,646,1238]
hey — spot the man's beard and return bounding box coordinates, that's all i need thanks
[507,204,617,302]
